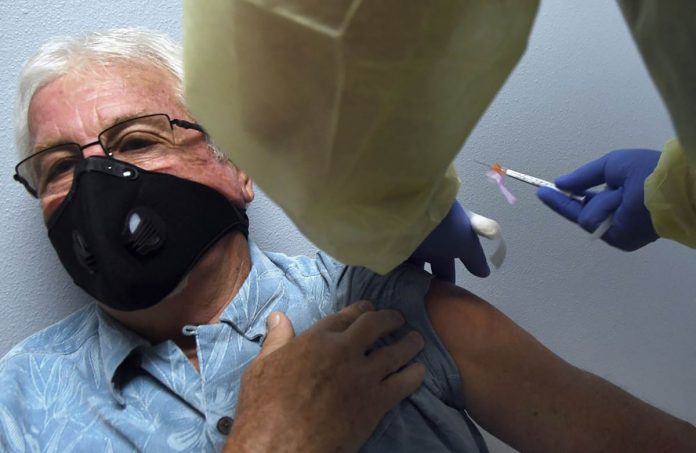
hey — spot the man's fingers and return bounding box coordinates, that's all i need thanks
[315,300,374,332]
[380,362,426,409]
[368,331,425,378]
[258,312,295,359]
[344,309,406,350]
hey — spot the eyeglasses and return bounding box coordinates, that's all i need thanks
[14,113,207,198]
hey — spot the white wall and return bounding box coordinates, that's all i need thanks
[0,1,693,452]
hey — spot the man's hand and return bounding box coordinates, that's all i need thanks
[225,301,426,453]
[409,201,490,281]
[537,149,660,251]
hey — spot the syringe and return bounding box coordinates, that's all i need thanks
[476,161,586,203]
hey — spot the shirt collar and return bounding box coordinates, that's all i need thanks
[96,306,149,405]
[218,240,288,340]
[94,241,286,403]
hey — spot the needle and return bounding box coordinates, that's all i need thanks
[473,160,586,203]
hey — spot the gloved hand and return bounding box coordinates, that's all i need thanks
[537,149,661,251]
[408,201,490,281]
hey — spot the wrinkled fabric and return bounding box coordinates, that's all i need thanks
[644,140,696,247]
[0,242,485,452]
[618,1,696,248]
[183,0,539,273]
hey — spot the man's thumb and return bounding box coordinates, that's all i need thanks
[258,312,295,359]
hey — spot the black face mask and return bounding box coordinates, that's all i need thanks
[47,156,249,311]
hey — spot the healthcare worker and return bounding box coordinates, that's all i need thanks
[422,1,696,273]
[408,1,696,277]
[537,2,696,252]
[441,0,695,277]
[398,1,696,268]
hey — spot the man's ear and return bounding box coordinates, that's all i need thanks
[225,159,255,204]
[238,169,255,203]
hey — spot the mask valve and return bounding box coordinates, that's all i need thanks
[123,207,166,256]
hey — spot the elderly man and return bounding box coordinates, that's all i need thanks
[1,28,480,452]
[2,28,695,452]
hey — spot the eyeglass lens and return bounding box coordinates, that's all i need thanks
[18,115,176,198]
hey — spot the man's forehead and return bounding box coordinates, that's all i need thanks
[28,65,181,150]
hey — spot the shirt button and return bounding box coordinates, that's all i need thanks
[217,416,233,435]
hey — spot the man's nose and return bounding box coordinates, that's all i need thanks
[81,141,108,158]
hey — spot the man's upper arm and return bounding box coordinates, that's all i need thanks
[425,278,696,452]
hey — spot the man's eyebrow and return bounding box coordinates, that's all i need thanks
[31,111,152,155]
[31,140,79,156]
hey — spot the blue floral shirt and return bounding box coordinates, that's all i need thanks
[0,242,486,452]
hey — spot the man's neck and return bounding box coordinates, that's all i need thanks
[101,232,252,348]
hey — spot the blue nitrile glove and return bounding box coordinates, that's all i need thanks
[408,201,490,281]
[537,149,660,251]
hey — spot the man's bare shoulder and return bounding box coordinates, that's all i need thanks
[425,279,516,372]
[425,280,499,335]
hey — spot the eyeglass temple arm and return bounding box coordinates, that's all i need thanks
[171,119,207,135]
[13,172,38,198]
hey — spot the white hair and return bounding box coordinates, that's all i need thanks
[15,27,224,160]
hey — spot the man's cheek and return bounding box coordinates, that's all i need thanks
[42,195,66,223]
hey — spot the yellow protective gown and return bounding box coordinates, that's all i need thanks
[184,0,696,274]
[183,0,539,273]
[618,1,696,248]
